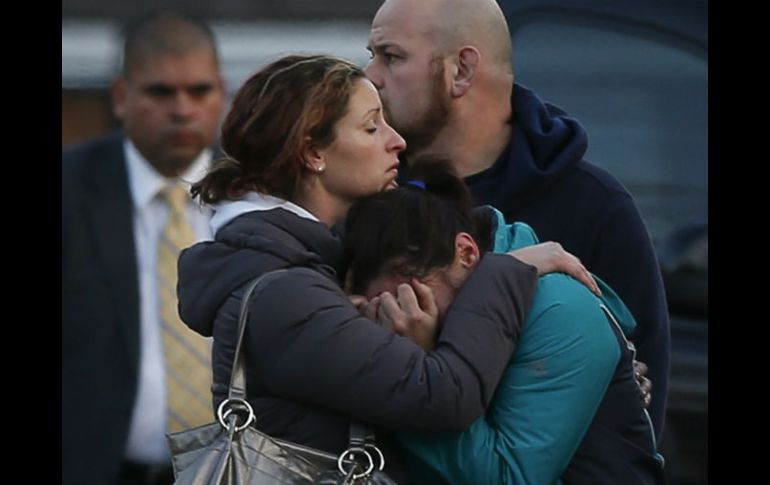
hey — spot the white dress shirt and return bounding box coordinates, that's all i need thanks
[122,139,213,464]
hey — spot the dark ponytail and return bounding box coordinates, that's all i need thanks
[190,157,245,203]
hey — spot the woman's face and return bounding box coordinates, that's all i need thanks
[316,78,406,202]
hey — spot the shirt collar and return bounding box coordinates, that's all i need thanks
[124,138,213,209]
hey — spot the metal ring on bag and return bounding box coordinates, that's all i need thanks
[216,398,255,432]
[366,444,385,471]
[337,447,375,480]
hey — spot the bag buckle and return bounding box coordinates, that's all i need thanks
[216,398,255,432]
[337,444,385,480]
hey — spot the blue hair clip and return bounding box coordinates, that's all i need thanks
[406,180,426,190]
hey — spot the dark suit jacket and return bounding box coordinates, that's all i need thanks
[62,131,143,485]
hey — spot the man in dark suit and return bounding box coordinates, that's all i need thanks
[62,11,226,485]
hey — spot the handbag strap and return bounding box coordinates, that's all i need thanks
[348,422,376,449]
[229,269,287,400]
[222,268,386,478]
[216,269,286,431]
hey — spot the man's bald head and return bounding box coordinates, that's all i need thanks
[366,0,514,166]
[122,10,219,78]
[438,0,512,71]
[377,0,512,72]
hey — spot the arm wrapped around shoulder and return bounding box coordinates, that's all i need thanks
[247,257,537,433]
[435,253,538,419]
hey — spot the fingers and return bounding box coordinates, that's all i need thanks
[640,376,652,395]
[383,282,437,330]
[375,283,439,350]
[395,283,422,316]
[377,291,404,332]
[643,391,652,408]
[554,244,600,296]
[633,359,652,408]
[575,265,601,296]
[359,283,433,334]
[506,242,601,296]
[410,278,439,319]
[357,289,433,339]
[348,294,367,308]
[361,296,381,323]
[381,285,426,335]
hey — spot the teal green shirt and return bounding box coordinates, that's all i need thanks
[397,209,636,485]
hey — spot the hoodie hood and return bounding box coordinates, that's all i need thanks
[466,83,588,213]
[177,208,342,336]
[209,191,320,236]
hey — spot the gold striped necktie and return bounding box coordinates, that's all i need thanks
[158,185,213,432]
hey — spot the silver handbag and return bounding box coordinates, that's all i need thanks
[166,270,397,484]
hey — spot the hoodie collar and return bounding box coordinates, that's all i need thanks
[209,191,320,236]
[124,138,212,210]
[465,83,588,213]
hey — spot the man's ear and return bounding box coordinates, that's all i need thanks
[111,78,127,120]
[450,46,480,98]
[454,232,481,269]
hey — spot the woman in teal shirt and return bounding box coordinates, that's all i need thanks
[344,165,665,485]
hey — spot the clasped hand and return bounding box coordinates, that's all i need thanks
[349,279,440,351]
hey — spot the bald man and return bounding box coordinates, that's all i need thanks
[365,0,669,443]
[62,11,226,485]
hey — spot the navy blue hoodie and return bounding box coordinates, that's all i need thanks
[408,83,670,438]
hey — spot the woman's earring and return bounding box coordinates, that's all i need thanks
[316,164,326,173]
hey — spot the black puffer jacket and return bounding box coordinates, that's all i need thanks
[177,208,538,481]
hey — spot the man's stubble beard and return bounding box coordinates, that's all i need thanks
[390,58,452,161]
